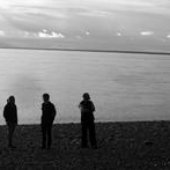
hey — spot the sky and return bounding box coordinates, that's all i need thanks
[0,0,170,51]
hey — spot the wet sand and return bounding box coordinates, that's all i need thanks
[0,121,170,169]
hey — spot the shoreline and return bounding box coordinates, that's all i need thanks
[1,119,169,126]
[1,47,170,56]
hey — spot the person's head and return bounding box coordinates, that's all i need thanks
[43,93,50,102]
[8,96,15,104]
[82,93,90,101]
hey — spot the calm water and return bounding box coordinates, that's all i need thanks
[0,49,170,124]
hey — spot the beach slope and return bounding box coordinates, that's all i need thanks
[0,121,170,169]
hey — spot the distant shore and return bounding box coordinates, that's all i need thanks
[0,121,170,169]
[1,46,170,56]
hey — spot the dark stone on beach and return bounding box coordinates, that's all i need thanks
[71,139,80,145]
[144,140,153,146]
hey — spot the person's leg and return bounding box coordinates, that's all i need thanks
[47,124,52,149]
[7,122,16,147]
[41,124,47,148]
[81,122,88,148]
[89,121,97,149]
[8,124,12,146]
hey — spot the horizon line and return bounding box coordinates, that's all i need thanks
[0,47,170,56]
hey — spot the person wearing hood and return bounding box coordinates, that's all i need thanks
[3,96,18,148]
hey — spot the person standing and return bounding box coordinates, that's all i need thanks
[41,93,56,149]
[3,96,18,148]
[79,93,97,149]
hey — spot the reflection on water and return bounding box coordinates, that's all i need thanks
[0,49,170,124]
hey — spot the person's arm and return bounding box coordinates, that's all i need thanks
[3,105,9,122]
[51,103,56,122]
[78,102,82,109]
[41,103,44,112]
[79,102,84,112]
[15,105,18,125]
[3,106,6,119]
[53,105,56,118]
[91,101,95,112]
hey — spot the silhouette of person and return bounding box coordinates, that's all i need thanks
[41,93,56,149]
[79,93,97,149]
[3,96,18,148]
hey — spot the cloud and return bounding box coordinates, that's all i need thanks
[116,32,122,36]
[85,31,90,36]
[107,0,153,7]
[0,30,5,36]
[0,0,170,41]
[140,31,154,36]
[23,31,37,38]
[167,34,170,38]
[0,0,65,9]
[23,30,65,39]
[38,30,65,38]
[78,10,112,17]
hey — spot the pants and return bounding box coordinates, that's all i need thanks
[41,124,52,148]
[81,120,97,147]
[7,122,16,146]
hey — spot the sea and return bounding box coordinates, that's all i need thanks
[0,49,170,125]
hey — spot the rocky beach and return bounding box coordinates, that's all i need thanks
[0,121,170,169]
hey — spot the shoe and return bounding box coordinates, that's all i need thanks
[47,146,51,150]
[41,146,46,149]
[8,145,16,149]
[81,145,89,149]
[92,145,98,150]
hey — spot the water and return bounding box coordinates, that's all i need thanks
[0,49,170,124]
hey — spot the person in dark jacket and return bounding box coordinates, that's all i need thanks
[79,93,97,149]
[3,96,18,148]
[41,93,56,149]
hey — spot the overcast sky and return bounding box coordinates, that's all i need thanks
[0,0,170,50]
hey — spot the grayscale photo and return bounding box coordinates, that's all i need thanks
[0,0,170,169]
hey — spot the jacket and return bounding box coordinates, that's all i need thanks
[3,103,18,124]
[41,101,56,125]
